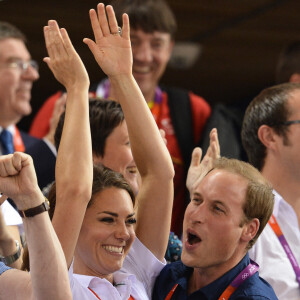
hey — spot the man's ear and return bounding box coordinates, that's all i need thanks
[257,125,277,150]
[167,40,175,60]
[289,73,300,83]
[241,218,260,243]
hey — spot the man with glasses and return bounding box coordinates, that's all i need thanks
[0,21,55,191]
[241,82,300,299]
[0,22,56,265]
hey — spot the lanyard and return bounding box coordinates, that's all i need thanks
[14,126,25,152]
[147,87,163,122]
[268,214,300,285]
[88,287,134,300]
[165,261,259,300]
[101,79,163,122]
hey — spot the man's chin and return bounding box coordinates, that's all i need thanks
[21,106,32,116]
[17,99,32,114]
[16,105,32,118]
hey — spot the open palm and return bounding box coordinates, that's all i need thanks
[84,4,132,77]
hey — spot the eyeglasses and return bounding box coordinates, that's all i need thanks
[6,59,39,73]
[282,120,300,126]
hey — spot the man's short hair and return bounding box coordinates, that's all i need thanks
[276,40,300,84]
[214,157,274,250]
[241,83,300,170]
[0,21,26,42]
[111,0,177,39]
[54,99,124,157]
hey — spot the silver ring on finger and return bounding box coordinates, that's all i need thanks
[111,26,122,36]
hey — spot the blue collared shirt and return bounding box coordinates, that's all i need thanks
[152,253,278,299]
[0,262,11,275]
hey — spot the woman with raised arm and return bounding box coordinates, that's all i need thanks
[83,3,175,262]
[46,3,174,299]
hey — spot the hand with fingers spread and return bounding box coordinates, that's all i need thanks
[186,128,220,193]
[84,3,132,78]
[0,153,43,210]
[43,20,89,92]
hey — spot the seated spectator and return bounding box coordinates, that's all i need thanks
[0,153,72,300]
[0,21,56,191]
[55,99,139,196]
[242,82,300,299]
[153,155,277,299]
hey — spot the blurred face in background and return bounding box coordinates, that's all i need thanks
[130,29,173,101]
[0,38,39,126]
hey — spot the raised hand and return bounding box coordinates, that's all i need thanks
[0,153,43,210]
[83,3,132,78]
[43,20,89,92]
[186,128,220,193]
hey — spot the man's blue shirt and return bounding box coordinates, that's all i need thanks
[0,262,10,275]
[152,254,278,299]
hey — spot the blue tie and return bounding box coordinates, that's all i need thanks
[0,129,14,155]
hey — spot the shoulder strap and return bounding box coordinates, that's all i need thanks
[162,86,194,171]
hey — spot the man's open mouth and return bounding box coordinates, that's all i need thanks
[187,231,201,245]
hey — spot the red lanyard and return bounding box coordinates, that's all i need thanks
[13,126,25,152]
[268,214,300,285]
[165,261,259,300]
[88,287,134,300]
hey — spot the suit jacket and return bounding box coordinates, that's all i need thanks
[20,131,56,190]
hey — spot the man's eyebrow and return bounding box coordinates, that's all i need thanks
[192,192,202,197]
[4,56,30,63]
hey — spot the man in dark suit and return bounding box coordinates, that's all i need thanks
[0,21,55,191]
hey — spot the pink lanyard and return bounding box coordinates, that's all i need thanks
[268,214,300,286]
[165,261,259,300]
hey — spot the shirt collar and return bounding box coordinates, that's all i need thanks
[0,125,15,135]
[199,254,250,299]
[70,260,136,289]
[272,189,295,218]
[172,254,250,299]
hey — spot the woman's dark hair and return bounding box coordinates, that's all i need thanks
[48,165,135,220]
[55,99,124,157]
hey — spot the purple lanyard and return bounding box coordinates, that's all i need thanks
[165,260,259,300]
[218,260,259,300]
[269,214,300,286]
[100,79,163,104]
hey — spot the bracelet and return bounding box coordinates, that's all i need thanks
[18,198,50,218]
[0,240,21,265]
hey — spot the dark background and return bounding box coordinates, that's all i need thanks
[0,0,299,131]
